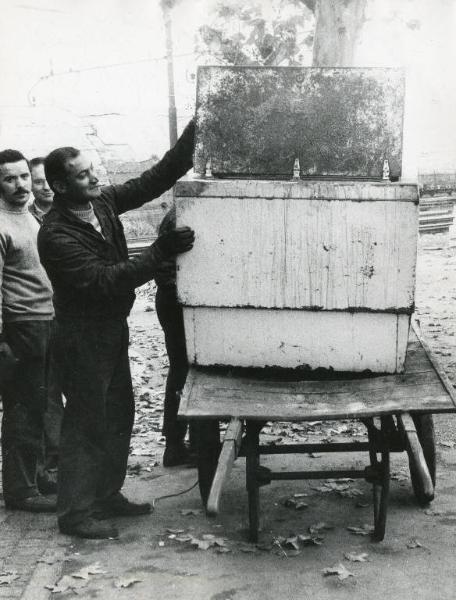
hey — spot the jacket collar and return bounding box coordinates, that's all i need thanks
[51,194,101,224]
[50,194,110,244]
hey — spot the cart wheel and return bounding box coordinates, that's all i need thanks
[409,414,436,506]
[196,420,221,506]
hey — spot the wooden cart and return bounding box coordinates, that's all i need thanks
[179,322,456,542]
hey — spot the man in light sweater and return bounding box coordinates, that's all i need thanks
[0,149,56,512]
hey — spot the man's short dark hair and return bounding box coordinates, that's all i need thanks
[29,156,46,170]
[45,147,80,192]
[0,149,27,167]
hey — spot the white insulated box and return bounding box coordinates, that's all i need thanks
[176,66,417,373]
[175,179,419,373]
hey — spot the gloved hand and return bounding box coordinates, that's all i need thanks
[155,226,195,256]
[0,341,18,387]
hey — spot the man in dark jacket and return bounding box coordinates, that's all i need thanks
[38,121,195,539]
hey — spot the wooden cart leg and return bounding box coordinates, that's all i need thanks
[196,419,221,507]
[207,418,243,517]
[245,421,262,543]
[368,417,390,542]
[398,413,435,506]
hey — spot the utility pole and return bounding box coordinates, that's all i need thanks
[161,0,178,146]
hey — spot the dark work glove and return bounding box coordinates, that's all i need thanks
[0,341,18,387]
[155,226,195,256]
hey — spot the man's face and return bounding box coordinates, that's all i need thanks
[58,153,101,205]
[31,163,54,209]
[0,160,31,206]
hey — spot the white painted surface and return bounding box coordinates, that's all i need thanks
[175,179,419,201]
[176,179,417,373]
[183,307,410,373]
[176,190,418,311]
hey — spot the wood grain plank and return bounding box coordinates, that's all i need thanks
[176,179,419,201]
[177,197,417,311]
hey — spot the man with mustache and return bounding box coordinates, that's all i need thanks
[0,149,56,512]
[38,121,195,539]
[29,157,64,496]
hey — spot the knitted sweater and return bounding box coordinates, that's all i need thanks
[69,203,104,238]
[0,198,54,333]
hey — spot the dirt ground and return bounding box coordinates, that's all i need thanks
[3,231,456,600]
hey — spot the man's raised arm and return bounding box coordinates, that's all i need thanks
[107,119,195,215]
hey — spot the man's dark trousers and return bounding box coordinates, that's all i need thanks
[38,320,64,481]
[53,317,134,528]
[155,286,188,443]
[1,320,51,502]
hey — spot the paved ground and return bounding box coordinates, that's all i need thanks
[1,232,456,599]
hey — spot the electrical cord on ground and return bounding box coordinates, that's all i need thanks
[152,480,199,509]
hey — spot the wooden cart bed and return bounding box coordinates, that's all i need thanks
[180,329,456,422]
[178,324,456,542]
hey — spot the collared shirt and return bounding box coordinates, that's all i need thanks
[28,200,46,224]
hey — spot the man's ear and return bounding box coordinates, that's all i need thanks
[53,180,66,194]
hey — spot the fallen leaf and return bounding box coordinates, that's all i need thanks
[325,482,351,492]
[344,552,369,562]
[0,571,19,585]
[407,538,423,549]
[181,509,203,516]
[312,485,332,493]
[440,440,455,448]
[297,534,324,546]
[347,524,374,536]
[46,575,87,594]
[339,488,364,498]
[309,522,334,535]
[114,576,142,589]
[190,537,214,550]
[72,563,106,580]
[284,536,300,551]
[424,508,443,516]
[175,535,193,543]
[284,498,309,510]
[322,563,354,581]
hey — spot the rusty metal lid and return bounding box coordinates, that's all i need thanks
[194,66,405,180]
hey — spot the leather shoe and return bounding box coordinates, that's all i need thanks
[163,442,196,467]
[94,493,151,519]
[5,494,57,513]
[59,517,119,539]
[37,471,58,495]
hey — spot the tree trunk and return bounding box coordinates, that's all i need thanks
[312,0,367,66]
